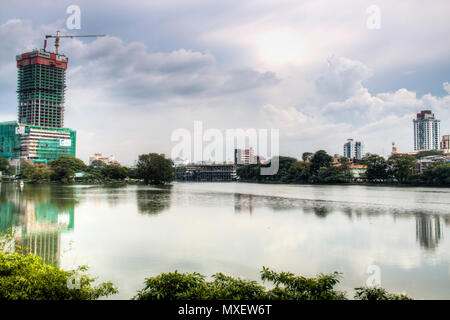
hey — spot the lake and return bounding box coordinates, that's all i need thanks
[1,182,449,299]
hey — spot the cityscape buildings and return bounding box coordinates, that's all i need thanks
[343,139,364,160]
[413,110,440,151]
[0,49,76,165]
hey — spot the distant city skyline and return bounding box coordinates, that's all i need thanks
[0,1,449,165]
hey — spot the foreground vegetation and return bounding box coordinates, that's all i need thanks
[0,233,411,300]
[0,234,117,300]
[237,150,450,186]
[134,267,412,300]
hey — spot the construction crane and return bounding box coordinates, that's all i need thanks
[44,30,106,55]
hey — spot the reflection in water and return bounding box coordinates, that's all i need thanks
[416,214,443,251]
[0,183,75,267]
[234,194,253,214]
[136,188,172,215]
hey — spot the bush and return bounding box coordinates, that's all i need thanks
[354,286,412,300]
[0,234,117,300]
[134,267,412,300]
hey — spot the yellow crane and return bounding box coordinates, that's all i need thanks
[44,30,106,55]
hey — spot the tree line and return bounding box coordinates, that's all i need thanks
[237,150,450,186]
[0,153,174,185]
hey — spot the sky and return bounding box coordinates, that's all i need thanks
[0,0,449,165]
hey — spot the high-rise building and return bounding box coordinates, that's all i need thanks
[0,49,76,164]
[343,139,364,160]
[16,50,68,128]
[413,110,440,151]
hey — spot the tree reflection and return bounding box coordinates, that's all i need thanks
[136,187,172,215]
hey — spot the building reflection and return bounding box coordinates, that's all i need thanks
[234,193,253,214]
[415,214,443,251]
[0,183,75,267]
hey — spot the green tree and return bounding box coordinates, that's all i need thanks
[0,155,9,173]
[102,164,128,180]
[388,154,417,183]
[317,165,351,183]
[137,153,174,185]
[361,154,389,182]
[288,161,311,183]
[420,163,450,186]
[22,162,52,183]
[49,156,87,183]
[302,152,314,162]
[310,150,333,176]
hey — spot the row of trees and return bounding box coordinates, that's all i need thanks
[0,153,175,185]
[238,151,352,184]
[237,150,450,186]
[360,153,450,185]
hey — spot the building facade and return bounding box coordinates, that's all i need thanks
[343,139,364,160]
[234,148,256,165]
[413,110,440,151]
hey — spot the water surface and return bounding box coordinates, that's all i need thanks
[1,182,449,299]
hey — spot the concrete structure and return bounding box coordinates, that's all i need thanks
[441,135,450,153]
[413,110,440,151]
[343,139,364,160]
[89,153,117,165]
[234,148,256,165]
[182,164,237,181]
[0,49,76,164]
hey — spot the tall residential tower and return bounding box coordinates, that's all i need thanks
[413,110,440,151]
[343,139,364,160]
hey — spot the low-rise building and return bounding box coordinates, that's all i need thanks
[89,153,117,165]
[349,164,367,180]
[182,164,237,181]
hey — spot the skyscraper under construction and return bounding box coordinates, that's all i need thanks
[16,50,68,128]
[0,48,76,164]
